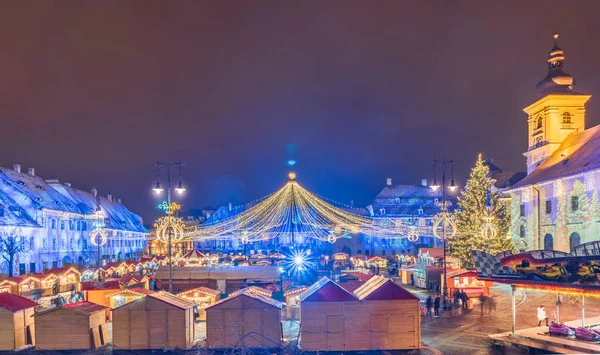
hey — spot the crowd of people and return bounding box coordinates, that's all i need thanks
[424,289,473,318]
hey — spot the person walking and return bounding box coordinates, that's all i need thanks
[537,305,549,326]
[426,296,433,318]
[434,294,441,316]
[410,273,415,287]
[460,290,469,310]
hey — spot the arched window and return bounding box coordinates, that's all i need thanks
[562,112,572,124]
[520,225,526,238]
[544,234,554,250]
[569,232,581,250]
[536,117,543,129]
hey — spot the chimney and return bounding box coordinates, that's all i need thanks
[13,164,21,173]
[386,178,392,186]
[64,182,71,187]
[28,168,35,176]
[228,202,232,211]
[91,187,98,197]
[421,179,427,187]
[107,193,113,202]
[117,198,122,204]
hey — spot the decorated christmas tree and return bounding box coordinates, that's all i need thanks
[449,154,514,269]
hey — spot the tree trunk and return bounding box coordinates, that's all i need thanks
[8,253,14,277]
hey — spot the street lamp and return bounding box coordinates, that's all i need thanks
[430,159,457,309]
[152,161,186,293]
[90,202,107,282]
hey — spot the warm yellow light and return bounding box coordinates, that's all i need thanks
[288,172,296,181]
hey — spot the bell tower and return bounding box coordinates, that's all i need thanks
[523,33,591,174]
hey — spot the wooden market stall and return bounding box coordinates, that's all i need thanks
[206,289,283,348]
[102,261,129,278]
[112,291,196,350]
[34,301,109,350]
[353,276,421,350]
[177,287,221,321]
[0,293,38,350]
[0,276,41,296]
[446,269,492,298]
[367,256,388,268]
[284,286,308,307]
[82,280,123,309]
[180,249,206,266]
[105,288,154,309]
[299,277,360,351]
[230,286,273,298]
[39,267,81,293]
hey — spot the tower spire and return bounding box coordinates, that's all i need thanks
[536,32,575,93]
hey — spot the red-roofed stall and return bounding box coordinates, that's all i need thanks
[299,277,360,351]
[206,290,283,349]
[0,276,41,296]
[112,291,196,349]
[446,269,492,297]
[33,301,108,350]
[177,287,221,321]
[0,293,38,350]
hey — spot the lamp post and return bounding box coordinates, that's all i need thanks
[90,202,107,282]
[430,159,457,309]
[152,161,186,293]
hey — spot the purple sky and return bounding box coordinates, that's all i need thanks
[2,1,600,223]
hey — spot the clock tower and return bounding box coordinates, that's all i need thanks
[523,33,591,174]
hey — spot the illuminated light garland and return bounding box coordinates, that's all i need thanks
[406,227,419,242]
[90,220,108,247]
[433,201,457,240]
[187,177,420,243]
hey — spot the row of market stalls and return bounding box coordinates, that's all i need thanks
[177,249,287,267]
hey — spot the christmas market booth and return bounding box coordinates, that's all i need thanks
[299,276,420,351]
[205,288,283,349]
[446,269,492,298]
[284,286,308,308]
[177,287,221,321]
[0,276,41,296]
[178,249,207,266]
[105,287,154,309]
[0,293,38,350]
[332,252,350,269]
[39,267,81,293]
[473,246,600,354]
[366,256,388,268]
[112,291,196,350]
[34,301,108,350]
[413,248,444,290]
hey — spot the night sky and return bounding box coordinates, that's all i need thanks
[2,1,600,224]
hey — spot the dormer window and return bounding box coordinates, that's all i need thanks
[536,117,543,129]
[562,112,571,124]
[379,208,386,216]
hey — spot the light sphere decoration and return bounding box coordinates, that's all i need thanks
[327,233,337,243]
[154,215,186,243]
[481,216,497,241]
[407,227,419,242]
[288,172,297,181]
[241,235,249,245]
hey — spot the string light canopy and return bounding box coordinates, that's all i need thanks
[187,173,426,243]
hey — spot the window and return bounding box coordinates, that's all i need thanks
[534,136,542,147]
[391,239,396,245]
[76,221,80,231]
[569,232,581,250]
[43,239,47,249]
[544,234,554,250]
[520,225,525,238]
[77,239,82,249]
[379,208,386,216]
[82,222,87,231]
[51,219,56,229]
[60,220,65,230]
[30,237,34,250]
[536,117,543,129]
[572,196,579,211]
[381,250,386,256]
[69,220,74,230]
[562,112,571,124]
[545,200,552,214]
[82,239,87,249]
[365,250,370,256]
[520,204,525,217]
[52,238,57,250]
[70,238,73,249]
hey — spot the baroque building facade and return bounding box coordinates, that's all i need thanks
[0,164,148,275]
[506,34,600,252]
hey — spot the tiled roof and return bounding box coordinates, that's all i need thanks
[0,292,38,312]
[510,124,600,189]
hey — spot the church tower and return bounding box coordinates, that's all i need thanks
[523,33,591,174]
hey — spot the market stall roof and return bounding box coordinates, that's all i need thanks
[0,275,41,285]
[338,281,365,293]
[283,286,308,297]
[341,272,373,282]
[154,266,281,281]
[45,267,81,277]
[81,280,122,291]
[300,277,359,302]
[105,288,154,298]
[149,291,195,310]
[181,249,205,260]
[35,301,108,317]
[206,290,282,310]
[0,292,39,312]
[230,286,272,298]
[177,287,221,297]
[446,269,478,279]
[102,261,128,270]
[354,275,418,301]
[420,248,444,259]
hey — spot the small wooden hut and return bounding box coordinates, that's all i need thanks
[0,276,41,295]
[105,288,154,309]
[353,276,421,350]
[0,293,38,350]
[177,287,221,321]
[112,291,195,350]
[206,289,282,349]
[299,277,359,351]
[34,301,108,350]
[283,286,307,307]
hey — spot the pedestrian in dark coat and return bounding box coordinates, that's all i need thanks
[426,296,433,318]
[434,295,441,316]
[460,291,469,310]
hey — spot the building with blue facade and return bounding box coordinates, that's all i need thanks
[0,164,148,276]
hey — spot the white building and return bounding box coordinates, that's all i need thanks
[506,34,600,252]
[0,164,148,275]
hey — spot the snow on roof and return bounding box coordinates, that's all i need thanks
[0,189,39,227]
[177,287,221,297]
[0,292,38,312]
[375,184,442,199]
[300,277,359,302]
[230,286,272,298]
[510,124,600,189]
